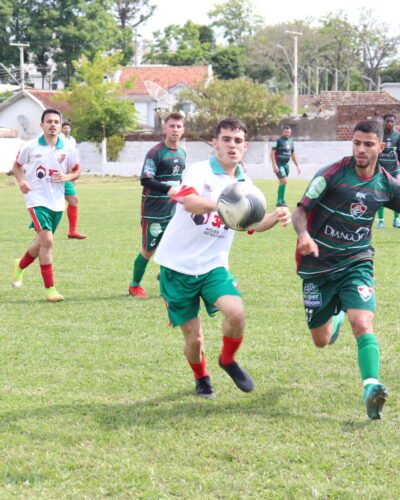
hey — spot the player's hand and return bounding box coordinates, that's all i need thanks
[273,166,279,174]
[297,166,302,175]
[19,180,32,193]
[51,172,67,183]
[274,206,291,227]
[167,187,177,197]
[297,232,319,257]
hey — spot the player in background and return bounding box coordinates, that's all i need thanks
[12,109,81,302]
[60,121,86,239]
[155,118,291,399]
[376,114,400,228]
[128,112,186,298]
[293,120,400,420]
[271,125,301,207]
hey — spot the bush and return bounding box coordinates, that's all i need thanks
[107,135,125,161]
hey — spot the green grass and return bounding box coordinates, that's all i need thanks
[1,173,400,499]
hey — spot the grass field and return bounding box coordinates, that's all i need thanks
[1,173,400,499]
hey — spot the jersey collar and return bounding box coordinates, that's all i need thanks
[38,135,64,149]
[210,155,245,180]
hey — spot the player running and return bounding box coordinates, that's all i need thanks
[60,121,87,239]
[128,112,186,298]
[12,109,80,301]
[293,119,400,420]
[376,114,400,228]
[155,118,291,399]
[271,125,301,207]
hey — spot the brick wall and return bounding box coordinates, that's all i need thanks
[336,104,400,140]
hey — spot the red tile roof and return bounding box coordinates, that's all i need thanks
[27,89,70,114]
[119,66,210,95]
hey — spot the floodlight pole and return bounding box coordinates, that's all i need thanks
[10,42,30,90]
[285,31,302,115]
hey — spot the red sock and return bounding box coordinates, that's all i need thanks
[19,251,35,269]
[188,355,209,379]
[67,205,78,233]
[40,264,54,288]
[220,336,243,365]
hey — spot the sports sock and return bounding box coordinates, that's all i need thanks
[277,184,286,203]
[67,205,78,233]
[220,336,243,365]
[20,251,35,269]
[377,207,384,221]
[40,263,54,288]
[131,253,149,286]
[357,334,380,396]
[394,211,399,221]
[188,355,209,379]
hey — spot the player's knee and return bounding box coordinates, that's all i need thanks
[312,337,328,348]
[67,196,78,206]
[349,318,372,337]
[226,308,245,330]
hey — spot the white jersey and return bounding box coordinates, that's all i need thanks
[16,135,79,211]
[155,156,252,275]
[59,133,77,148]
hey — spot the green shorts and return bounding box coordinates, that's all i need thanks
[275,163,289,179]
[28,206,63,233]
[159,266,241,327]
[302,261,375,328]
[64,181,77,196]
[142,220,169,252]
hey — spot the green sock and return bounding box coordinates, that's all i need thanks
[377,207,384,221]
[356,334,380,399]
[131,253,149,286]
[394,211,399,221]
[277,184,286,203]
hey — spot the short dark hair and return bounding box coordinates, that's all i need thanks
[215,117,248,139]
[62,121,71,127]
[383,114,395,121]
[164,112,185,124]
[41,108,62,123]
[282,125,291,130]
[353,120,383,142]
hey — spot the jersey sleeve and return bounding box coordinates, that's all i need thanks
[271,140,278,151]
[141,147,159,181]
[179,162,207,196]
[67,147,80,171]
[297,166,331,212]
[384,174,400,212]
[15,143,30,166]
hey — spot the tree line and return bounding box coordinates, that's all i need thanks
[1,0,399,91]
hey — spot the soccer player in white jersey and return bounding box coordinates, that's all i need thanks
[12,109,81,301]
[155,118,291,399]
[60,121,86,239]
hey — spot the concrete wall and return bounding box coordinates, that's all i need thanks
[0,138,353,179]
[0,97,43,139]
[0,138,23,172]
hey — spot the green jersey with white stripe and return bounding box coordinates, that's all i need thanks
[378,131,400,174]
[296,156,400,279]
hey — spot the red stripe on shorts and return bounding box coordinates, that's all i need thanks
[29,208,43,231]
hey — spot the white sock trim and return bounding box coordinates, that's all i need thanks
[363,378,379,387]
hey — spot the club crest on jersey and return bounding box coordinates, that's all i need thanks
[358,285,373,302]
[36,166,46,179]
[350,202,367,218]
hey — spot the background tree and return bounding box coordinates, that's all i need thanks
[144,21,215,66]
[177,78,284,139]
[112,0,156,65]
[54,51,138,141]
[210,45,246,79]
[208,0,264,44]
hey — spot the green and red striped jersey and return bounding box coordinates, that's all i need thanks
[296,156,400,279]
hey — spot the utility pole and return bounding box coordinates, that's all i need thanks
[285,31,303,115]
[10,42,30,90]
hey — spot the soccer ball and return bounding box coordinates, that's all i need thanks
[217,182,267,231]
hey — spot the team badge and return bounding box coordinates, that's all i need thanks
[350,202,367,219]
[36,166,46,179]
[305,176,326,199]
[149,223,162,237]
[358,285,373,302]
